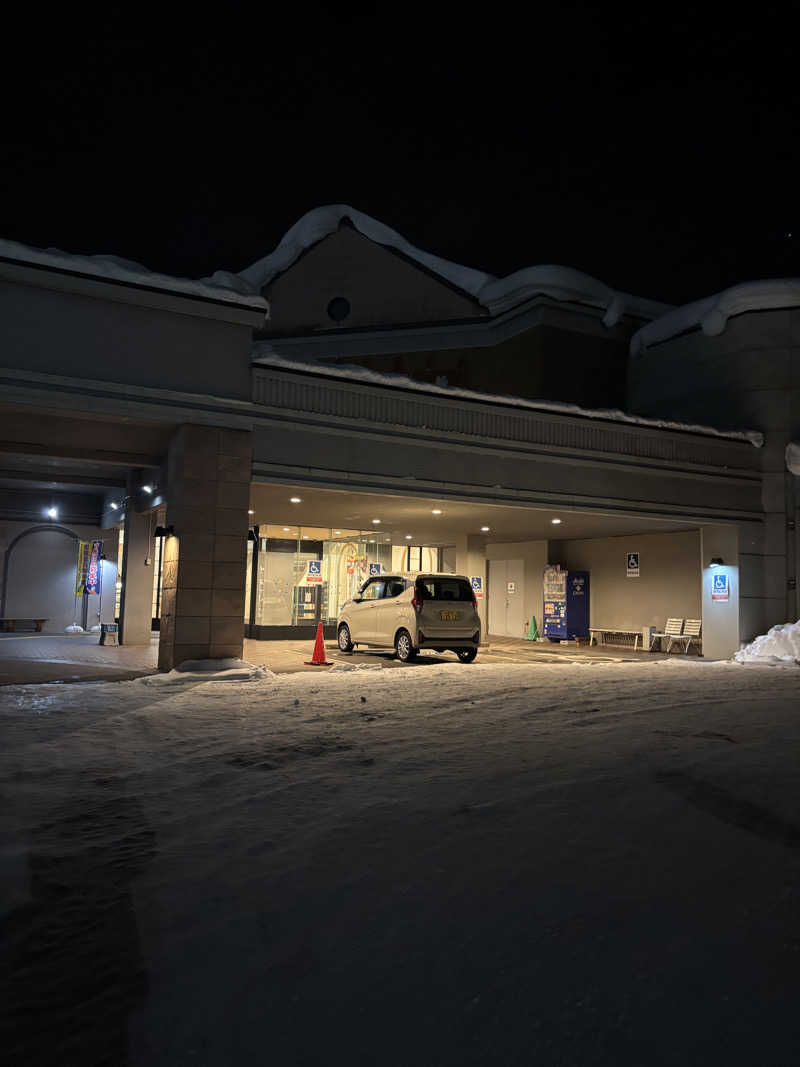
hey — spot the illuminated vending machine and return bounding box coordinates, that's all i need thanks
[542,566,590,641]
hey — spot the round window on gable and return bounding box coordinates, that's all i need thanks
[327,297,351,322]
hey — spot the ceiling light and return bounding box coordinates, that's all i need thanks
[481,526,490,532]
[372,518,381,524]
[302,535,309,540]
[334,530,341,535]
[248,509,254,515]
[709,557,724,568]
[283,527,290,532]
[405,535,413,540]
[45,506,58,519]
[384,536,391,541]
[142,484,153,494]
[290,497,302,503]
[431,509,442,515]
[551,518,562,525]
[110,502,118,510]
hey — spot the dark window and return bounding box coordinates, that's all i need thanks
[359,578,384,601]
[383,579,406,598]
[415,577,473,602]
[327,297,351,322]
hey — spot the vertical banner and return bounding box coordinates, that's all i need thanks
[75,540,88,597]
[85,540,104,595]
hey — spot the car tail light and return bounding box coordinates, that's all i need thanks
[411,587,424,614]
[471,589,478,610]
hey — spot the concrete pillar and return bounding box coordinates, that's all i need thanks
[158,425,252,671]
[455,533,487,638]
[119,507,154,645]
[700,525,740,660]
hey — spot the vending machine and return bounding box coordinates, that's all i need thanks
[542,566,590,641]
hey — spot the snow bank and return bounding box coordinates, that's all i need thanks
[254,349,763,446]
[0,237,268,312]
[734,621,800,665]
[631,278,800,356]
[140,660,275,685]
[229,204,669,324]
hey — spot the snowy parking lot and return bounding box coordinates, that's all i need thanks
[2,658,800,1065]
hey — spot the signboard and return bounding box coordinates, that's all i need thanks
[74,540,88,597]
[507,581,516,594]
[626,551,640,578]
[368,563,382,576]
[470,576,483,599]
[85,540,103,595]
[306,559,323,584]
[543,565,568,638]
[711,572,729,601]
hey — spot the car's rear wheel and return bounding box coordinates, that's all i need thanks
[395,629,417,662]
[337,623,354,653]
[456,648,478,663]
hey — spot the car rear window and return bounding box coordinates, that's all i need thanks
[415,578,474,602]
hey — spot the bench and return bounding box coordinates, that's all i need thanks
[589,628,641,651]
[0,618,48,633]
[649,618,702,654]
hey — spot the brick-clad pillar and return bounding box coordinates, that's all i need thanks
[158,425,252,671]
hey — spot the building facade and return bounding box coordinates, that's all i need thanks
[1,207,787,665]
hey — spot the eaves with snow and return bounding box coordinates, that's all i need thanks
[209,204,672,326]
[0,237,268,314]
[630,278,800,356]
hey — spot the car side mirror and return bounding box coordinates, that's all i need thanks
[352,596,362,603]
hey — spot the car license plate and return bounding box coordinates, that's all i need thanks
[439,610,459,622]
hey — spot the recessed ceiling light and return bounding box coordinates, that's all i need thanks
[405,535,413,540]
[290,497,302,503]
[142,484,153,494]
[431,509,442,515]
[551,518,562,525]
[481,526,490,532]
[334,530,341,535]
[372,518,381,524]
[45,506,58,518]
[302,535,309,540]
[248,510,255,515]
[110,502,118,510]
[283,527,290,532]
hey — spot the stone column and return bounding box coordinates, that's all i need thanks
[158,425,252,671]
[455,533,487,637]
[119,505,154,645]
[700,525,740,660]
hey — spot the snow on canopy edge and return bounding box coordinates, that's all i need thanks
[0,236,268,311]
[253,348,764,446]
[631,278,800,356]
[229,204,671,324]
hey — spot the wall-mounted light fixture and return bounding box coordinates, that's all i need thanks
[709,557,724,568]
[142,484,154,495]
[45,506,58,519]
[153,525,174,538]
[247,530,256,542]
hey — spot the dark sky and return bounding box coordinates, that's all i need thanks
[2,4,797,305]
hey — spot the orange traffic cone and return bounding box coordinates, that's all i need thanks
[305,622,332,666]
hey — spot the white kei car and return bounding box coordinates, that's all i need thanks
[336,572,481,662]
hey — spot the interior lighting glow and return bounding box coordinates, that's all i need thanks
[110,502,118,510]
[481,526,490,532]
[283,527,290,532]
[551,518,562,525]
[405,534,413,540]
[46,506,58,519]
[431,509,442,515]
[334,530,341,535]
[248,509,255,515]
[142,484,153,494]
[290,497,302,503]
[302,535,309,540]
[372,518,381,524]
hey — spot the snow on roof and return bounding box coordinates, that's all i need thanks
[227,204,671,324]
[0,236,268,313]
[631,278,800,356]
[253,347,763,446]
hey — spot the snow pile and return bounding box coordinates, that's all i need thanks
[140,659,275,685]
[254,348,764,445]
[734,621,800,665]
[226,204,670,324]
[0,237,268,312]
[631,278,800,355]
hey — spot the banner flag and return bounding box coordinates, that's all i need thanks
[85,540,103,595]
[74,540,88,597]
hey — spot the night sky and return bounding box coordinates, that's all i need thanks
[2,4,797,306]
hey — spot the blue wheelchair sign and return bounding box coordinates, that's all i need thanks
[471,576,482,591]
[308,560,321,576]
[369,563,382,576]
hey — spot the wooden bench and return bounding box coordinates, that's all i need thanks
[0,618,48,633]
[589,628,641,651]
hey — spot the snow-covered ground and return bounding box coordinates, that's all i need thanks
[2,660,800,1065]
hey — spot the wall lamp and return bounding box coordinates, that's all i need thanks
[154,525,174,538]
[142,484,154,495]
[247,530,257,542]
[709,557,725,568]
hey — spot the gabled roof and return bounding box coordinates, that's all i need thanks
[214,204,671,325]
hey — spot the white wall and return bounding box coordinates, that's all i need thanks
[555,530,701,632]
[1,521,118,632]
[700,526,740,659]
